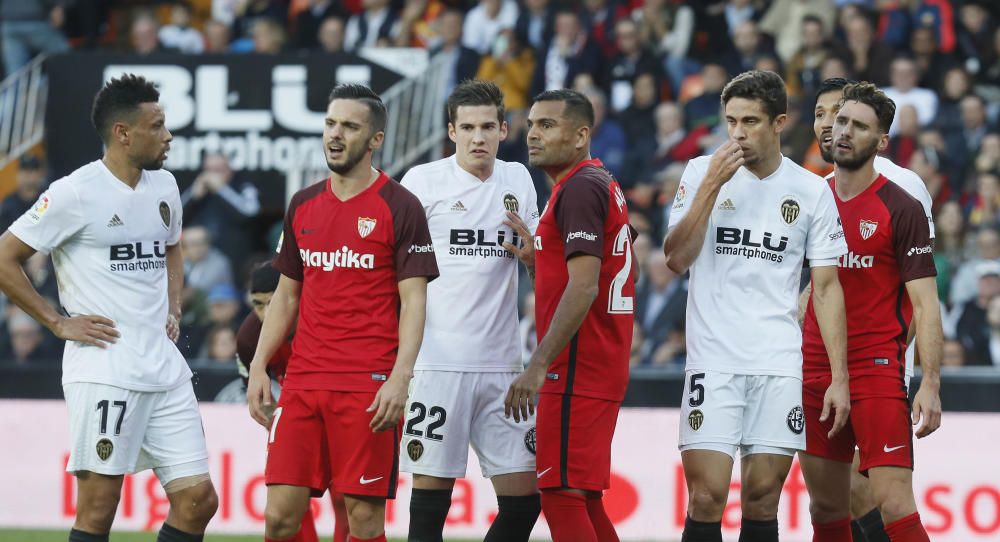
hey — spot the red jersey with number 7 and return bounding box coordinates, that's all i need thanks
[534,159,635,402]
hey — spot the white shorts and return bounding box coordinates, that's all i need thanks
[400,371,536,479]
[64,381,210,485]
[678,370,804,459]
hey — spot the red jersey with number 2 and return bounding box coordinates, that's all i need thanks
[534,159,635,402]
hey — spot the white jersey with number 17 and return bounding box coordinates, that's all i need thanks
[402,155,539,372]
[9,160,190,392]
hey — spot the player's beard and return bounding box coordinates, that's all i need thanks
[820,143,834,164]
[139,156,165,170]
[327,140,369,175]
[833,138,879,171]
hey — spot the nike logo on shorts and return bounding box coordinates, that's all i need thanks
[537,467,552,479]
[883,444,905,453]
[360,475,384,484]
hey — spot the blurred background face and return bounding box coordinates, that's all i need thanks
[961,96,986,129]
[977,229,1000,259]
[646,251,676,290]
[632,74,657,108]
[702,65,728,93]
[655,103,682,136]
[204,21,231,53]
[208,328,238,361]
[318,17,345,53]
[615,19,640,55]
[554,12,580,41]
[943,68,971,100]
[130,15,159,54]
[253,20,285,54]
[202,153,232,179]
[941,340,965,367]
[438,11,463,46]
[896,105,919,137]
[960,4,987,33]
[733,22,760,54]
[890,58,918,90]
[936,201,963,238]
[801,20,824,50]
[181,226,212,263]
[820,56,849,80]
[846,16,872,47]
[910,27,937,56]
[16,164,44,196]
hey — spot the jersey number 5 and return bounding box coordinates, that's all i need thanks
[608,224,634,314]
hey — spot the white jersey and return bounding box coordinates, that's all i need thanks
[9,160,190,392]
[669,155,846,378]
[402,155,539,372]
[827,155,934,379]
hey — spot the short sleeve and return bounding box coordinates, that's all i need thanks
[521,170,540,234]
[893,200,936,282]
[806,186,847,262]
[554,174,608,260]
[167,180,184,246]
[393,190,439,282]
[667,158,707,229]
[8,181,84,255]
[235,313,261,386]
[399,168,431,211]
[272,196,304,282]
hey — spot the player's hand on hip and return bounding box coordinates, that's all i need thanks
[911,384,942,438]
[246,366,274,428]
[53,315,119,348]
[502,211,535,270]
[165,313,180,343]
[505,363,545,423]
[368,375,408,432]
[821,378,851,438]
[706,140,744,188]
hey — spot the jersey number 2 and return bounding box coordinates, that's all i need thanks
[608,224,634,314]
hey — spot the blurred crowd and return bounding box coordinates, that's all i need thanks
[2,0,1000,374]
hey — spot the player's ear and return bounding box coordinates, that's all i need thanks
[575,124,590,151]
[499,120,508,142]
[772,113,789,133]
[368,129,385,151]
[112,122,129,145]
[877,133,889,153]
[447,122,457,144]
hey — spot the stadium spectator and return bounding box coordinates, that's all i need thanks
[956,2,995,78]
[514,0,553,52]
[203,19,233,53]
[461,0,518,55]
[531,9,602,96]
[0,0,70,77]
[619,73,659,182]
[636,102,706,184]
[683,63,728,130]
[884,55,939,135]
[980,26,1000,87]
[879,0,956,54]
[584,87,626,179]
[942,338,967,368]
[129,11,170,55]
[968,172,1000,229]
[955,262,1000,365]
[393,0,445,48]
[0,155,46,233]
[344,0,401,50]
[477,28,534,162]
[231,0,287,42]
[934,67,974,134]
[518,291,536,367]
[634,0,694,94]
[635,250,686,366]
[721,20,775,77]
[784,14,834,97]
[250,17,286,53]
[182,225,234,296]
[975,133,1000,175]
[429,9,480,97]
[5,307,54,364]
[202,325,238,363]
[604,17,663,114]
[758,0,834,63]
[842,13,893,86]
[886,104,921,169]
[316,16,346,53]
[581,0,625,59]
[292,0,350,50]
[952,228,1000,308]
[911,25,960,92]
[159,1,205,54]
[182,152,261,268]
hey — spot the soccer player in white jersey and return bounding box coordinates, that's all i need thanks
[662,70,850,542]
[811,77,937,542]
[399,80,541,542]
[0,75,217,542]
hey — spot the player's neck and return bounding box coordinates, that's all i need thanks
[456,155,494,182]
[101,151,142,189]
[329,164,379,201]
[746,149,782,180]
[544,151,592,186]
[833,161,879,201]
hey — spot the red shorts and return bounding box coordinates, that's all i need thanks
[535,393,620,492]
[803,378,914,473]
[265,388,400,498]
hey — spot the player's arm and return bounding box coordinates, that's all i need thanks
[165,242,183,342]
[368,276,428,432]
[247,274,301,427]
[663,141,743,273]
[906,276,943,438]
[505,254,600,422]
[809,264,850,438]
[0,232,119,347]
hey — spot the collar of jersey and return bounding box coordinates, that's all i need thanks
[449,154,494,184]
[831,172,888,203]
[741,154,787,183]
[555,158,604,186]
[96,159,147,193]
[325,169,388,203]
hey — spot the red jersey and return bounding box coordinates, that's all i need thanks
[534,159,635,402]
[802,175,935,390]
[274,172,439,392]
[236,312,293,386]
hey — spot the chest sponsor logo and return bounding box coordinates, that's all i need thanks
[300,247,374,270]
[357,217,377,239]
[109,241,168,272]
[859,219,878,240]
[838,251,874,269]
[450,229,517,259]
[907,245,932,256]
[780,197,800,225]
[503,192,519,214]
[715,227,789,263]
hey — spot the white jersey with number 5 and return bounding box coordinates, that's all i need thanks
[9,160,190,391]
[669,155,847,378]
[401,155,539,372]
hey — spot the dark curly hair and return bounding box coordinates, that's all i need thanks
[327,83,387,134]
[841,81,896,134]
[448,80,505,124]
[532,88,595,128]
[721,70,787,121]
[91,74,160,143]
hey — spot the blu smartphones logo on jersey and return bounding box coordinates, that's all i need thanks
[448,229,517,259]
[839,251,875,269]
[109,241,168,272]
[714,227,788,263]
[300,247,375,270]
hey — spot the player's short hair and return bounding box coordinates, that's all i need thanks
[327,83,387,134]
[815,77,855,101]
[447,80,505,124]
[249,261,281,294]
[721,70,787,121]
[532,89,595,128]
[841,81,896,134]
[91,74,160,143]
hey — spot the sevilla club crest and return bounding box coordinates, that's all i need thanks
[357,217,377,238]
[859,220,878,240]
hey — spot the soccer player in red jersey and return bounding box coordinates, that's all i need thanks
[246,84,439,542]
[236,262,349,542]
[801,82,943,542]
[504,89,636,542]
